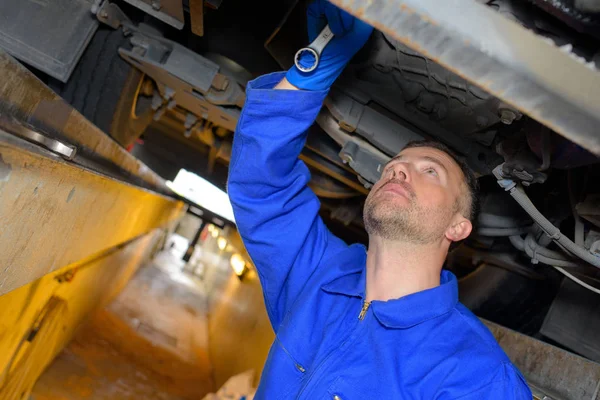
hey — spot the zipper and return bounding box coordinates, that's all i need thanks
[275,336,305,373]
[358,300,371,320]
[296,300,369,399]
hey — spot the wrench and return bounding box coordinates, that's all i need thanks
[294,24,335,73]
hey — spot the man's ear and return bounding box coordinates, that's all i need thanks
[445,217,472,242]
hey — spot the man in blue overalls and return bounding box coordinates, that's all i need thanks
[227,1,532,398]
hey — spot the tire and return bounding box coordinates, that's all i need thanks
[57,27,153,147]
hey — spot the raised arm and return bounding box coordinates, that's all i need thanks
[227,1,372,331]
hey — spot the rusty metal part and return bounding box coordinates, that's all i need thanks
[300,150,369,195]
[122,0,184,29]
[329,0,600,156]
[95,1,132,30]
[119,31,244,132]
[156,109,369,197]
[0,130,184,296]
[189,0,205,36]
[308,173,362,199]
[109,69,154,148]
[0,50,169,192]
[484,319,600,400]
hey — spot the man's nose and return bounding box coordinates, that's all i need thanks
[392,165,409,182]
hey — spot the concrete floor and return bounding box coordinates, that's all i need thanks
[30,245,215,400]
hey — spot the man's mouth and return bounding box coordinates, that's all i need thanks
[377,180,415,200]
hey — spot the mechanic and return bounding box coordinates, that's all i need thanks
[227,1,533,398]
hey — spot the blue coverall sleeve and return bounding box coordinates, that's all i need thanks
[227,72,347,331]
[453,363,532,400]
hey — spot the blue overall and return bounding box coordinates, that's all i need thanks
[227,72,532,400]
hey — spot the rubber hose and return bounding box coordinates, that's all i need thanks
[509,186,600,267]
[509,235,579,267]
[509,235,525,251]
[525,235,570,263]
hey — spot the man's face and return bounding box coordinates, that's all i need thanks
[363,146,467,244]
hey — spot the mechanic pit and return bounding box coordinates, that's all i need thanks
[0,0,600,398]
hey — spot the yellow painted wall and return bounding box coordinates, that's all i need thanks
[0,230,163,399]
[204,229,274,389]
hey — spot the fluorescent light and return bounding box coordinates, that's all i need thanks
[166,169,235,223]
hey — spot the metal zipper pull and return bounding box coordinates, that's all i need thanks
[358,300,371,320]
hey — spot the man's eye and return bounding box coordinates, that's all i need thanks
[424,167,438,176]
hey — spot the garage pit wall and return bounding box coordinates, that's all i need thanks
[202,227,275,388]
[0,230,167,399]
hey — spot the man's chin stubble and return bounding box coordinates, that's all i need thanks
[363,201,448,244]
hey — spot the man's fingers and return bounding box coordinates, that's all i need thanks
[307,1,327,41]
[324,4,354,36]
[307,15,327,42]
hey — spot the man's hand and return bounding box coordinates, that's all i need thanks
[285,0,373,91]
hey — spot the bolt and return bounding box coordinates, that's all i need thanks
[151,0,161,10]
[340,153,353,164]
[339,122,355,132]
[499,109,517,125]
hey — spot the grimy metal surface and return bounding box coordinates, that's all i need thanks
[484,320,600,400]
[0,50,168,192]
[0,0,99,82]
[0,131,184,296]
[329,0,600,156]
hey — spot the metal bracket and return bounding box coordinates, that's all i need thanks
[93,1,133,31]
[119,31,245,131]
[326,90,423,156]
[1,119,76,160]
[317,109,391,188]
[121,0,184,30]
[339,141,389,188]
[189,0,205,36]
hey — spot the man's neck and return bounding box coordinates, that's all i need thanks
[365,236,448,302]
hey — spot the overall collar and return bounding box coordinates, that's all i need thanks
[321,247,458,329]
